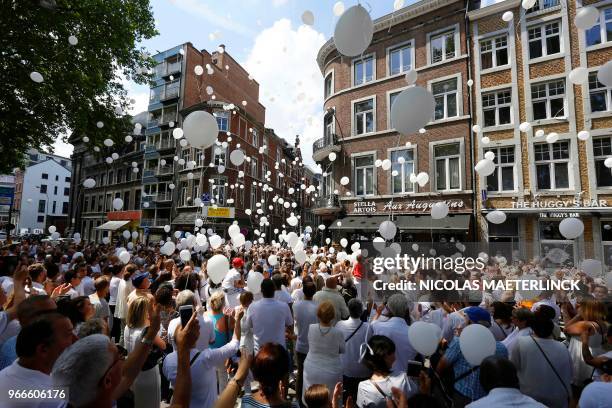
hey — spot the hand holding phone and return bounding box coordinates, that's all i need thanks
[179,305,194,328]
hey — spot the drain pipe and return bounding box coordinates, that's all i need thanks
[464,0,478,244]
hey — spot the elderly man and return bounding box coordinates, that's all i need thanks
[313,276,349,324]
[167,290,214,351]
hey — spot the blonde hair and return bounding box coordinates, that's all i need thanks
[126,297,149,329]
[209,291,225,312]
[580,299,606,323]
[317,301,336,325]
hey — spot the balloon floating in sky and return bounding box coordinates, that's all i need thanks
[182,110,219,149]
[333,5,373,57]
[301,10,315,25]
[391,87,435,135]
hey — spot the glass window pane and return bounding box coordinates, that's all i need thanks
[366,168,373,194]
[499,106,511,124]
[481,51,493,69]
[554,163,569,188]
[366,112,374,133]
[537,164,551,189]
[501,167,514,190]
[434,96,445,120]
[533,101,547,120]
[445,33,456,58]
[390,50,400,75]
[355,62,363,85]
[529,40,543,59]
[402,47,411,71]
[586,26,602,46]
[436,159,446,190]
[591,92,608,112]
[356,169,364,195]
[487,170,499,192]
[484,109,497,127]
[365,59,373,82]
[449,158,460,189]
[496,48,508,66]
[546,36,560,54]
[596,160,612,187]
[447,94,457,117]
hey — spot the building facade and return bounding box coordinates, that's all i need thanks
[469,0,612,268]
[314,0,475,243]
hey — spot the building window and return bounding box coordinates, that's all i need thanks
[528,21,561,59]
[589,72,612,113]
[324,72,333,98]
[430,29,456,64]
[252,128,259,147]
[434,143,461,191]
[250,186,257,210]
[215,111,229,132]
[602,221,612,268]
[527,0,560,13]
[531,80,565,120]
[263,163,269,180]
[389,43,412,75]
[38,200,46,213]
[65,176,71,183]
[586,7,612,46]
[539,220,574,267]
[353,56,374,86]
[53,186,57,195]
[480,35,508,70]
[482,89,512,127]
[251,158,258,178]
[324,115,334,139]
[354,98,375,135]
[593,137,612,187]
[354,155,375,196]
[52,201,56,213]
[213,147,226,166]
[433,78,458,120]
[37,215,44,223]
[391,149,414,194]
[486,146,515,192]
[534,141,570,190]
[41,173,48,180]
[40,184,47,194]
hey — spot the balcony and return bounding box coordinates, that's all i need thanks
[143,169,155,178]
[156,165,174,176]
[141,218,170,227]
[153,192,172,202]
[144,145,157,154]
[160,85,179,101]
[312,194,343,216]
[312,133,341,162]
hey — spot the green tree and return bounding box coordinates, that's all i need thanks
[0,0,157,173]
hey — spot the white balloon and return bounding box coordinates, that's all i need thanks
[546,132,559,144]
[295,249,308,265]
[578,130,590,141]
[51,231,60,240]
[131,231,139,240]
[416,172,429,187]
[118,251,131,265]
[569,67,589,85]
[467,79,474,87]
[209,234,223,249]
[379,220,397,240]
[83,178,96,188]
[581,259,603,278]
[172,128,184,139]
[180,249,191,262]
[431,201,449,220]
[102,237,111,245]
[268,254,278,266]
[247,271,264,294]
[486,210,507,225]
[328,152,337,161]
[205,86,214,95]
[48,225,57,234]
[393,0,404,11]
[207,254,230,284]
[287,216,298,227]
[559,217,584,239]
[381,159,392,171]
[30,71,44,83]
[111,153,119,160]
[481,136,491,145]
[405,69,417,85]
[408,322,442,356]
[232,233,246,247]
[228,224,241,238]
[333,5,373,57]
[230,149,245,166]
[122,230,131,240]
[194,65,204,75]
[535,129,545,138]
[174,231,182,239]
[575,6,600,30]
[333,1,345,16]
[597,60,612,87]
[484,151,495,161]
[521,0,537,9]
[391,87,435,135]
[475,159,495,176]
[83,136,89,143]
[472,124,481,133]
[460,324,496,366]
[103,138,114,147]
[301,10,314,25]
[112,198,123,210]
[340,238,348,248]
[183,111,219,148]
[163,225,171,233]
[68,35,78,45]
[519,122,532,133]
[502,11,514,22]
[605,157,612,168]
[340,176,350,186]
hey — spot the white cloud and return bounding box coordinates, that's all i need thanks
[52,138,74,159]
[171,0,256,37]
[272,0,289,6]
[244,19,325,171]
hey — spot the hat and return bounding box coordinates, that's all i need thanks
[131,272,150,288]
[232,258,244,268]
[464,306,491,327]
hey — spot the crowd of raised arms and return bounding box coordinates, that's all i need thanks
[0,236,610,408]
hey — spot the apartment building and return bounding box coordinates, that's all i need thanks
[313,0,475,243]
[469,0,612,267]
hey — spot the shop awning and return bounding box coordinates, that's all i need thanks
[396,214,471,231]
[96,220,130,231]
[329,216,390,230]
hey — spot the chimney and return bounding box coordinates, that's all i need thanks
[212,44,226,70]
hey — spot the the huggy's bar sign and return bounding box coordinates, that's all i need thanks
[511,199,607,208]
[351,197,471,214]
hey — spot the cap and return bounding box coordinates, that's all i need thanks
[464,306,491,327]
[131,272,150,288]
[232,258,244,268]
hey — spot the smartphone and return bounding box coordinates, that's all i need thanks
[179,305,194,328]
[407,360,424,377]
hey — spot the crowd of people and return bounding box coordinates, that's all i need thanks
[0,233,610,408]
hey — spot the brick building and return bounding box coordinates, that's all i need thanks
[469,0,612,269]
[313,0,475,243]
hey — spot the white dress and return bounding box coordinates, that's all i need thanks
[302,324,345,404]
[567,329,604,386]
[123,325,161,408]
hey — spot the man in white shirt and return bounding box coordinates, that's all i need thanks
[28,264,48,295]
[466,356,546,407]
[62,271,81,300]
[0,313,76,408]
[108,265,123,343]
[272,274,293,305]
[167,290,215,351]
[502,308,534,359]
[292,281,318,405]
[371,294,416,375]
[312,276,349,324]
[244,279,293,353]
[89,277,111,331]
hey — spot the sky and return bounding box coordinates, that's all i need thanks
[52,0,418,170]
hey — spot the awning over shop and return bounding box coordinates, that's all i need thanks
[396,214,471,231]
[96,220,130,231]
[329,216,390,230]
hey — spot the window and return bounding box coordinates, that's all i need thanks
[263,163,269,180]
[354,155,375,196]
[539,220,574,267]
[123,191,130,210]
[354,98,375,135]
[534,141,570,190]
[117,169,123,184]
[353,56,374,86]
[482,89,512,127]
[589,72,612,113]
[527,0,560,13]
[593,137,612,187]
[65,177,71,183]
[55,175,58,181]
[389,91,401,112]
[37,215,44,223]
[60,201,68,215]
[52,201,56,213]
[150,85,163,104]
[276,148,281,164]
[433,79,459,120]
[213,146,226,166]
[324,115,334,139]
[38,200,46,213]
[531,80,565,120]
[251,158,258,178]
[528,22,561,59]
[391,149,414,194]
[42,173,48,180]
[602,221,612,268]
[250,186,257,210]
[53,186,57,195]
[486,146,515,192]
[389,43,413,75]
[40,184,47,194]
[586,8,612,47]
[324,72,333,98]
[252,128,259,147]
[434,143,461,191]
[430,30,456,64]
[480,35,508,70]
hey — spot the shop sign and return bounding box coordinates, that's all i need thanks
[108,210,141,221]
[512,199,607,209]
[351,198,469,214]
[538,212,580,218]
[204,206,235,218]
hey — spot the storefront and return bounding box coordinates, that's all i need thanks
[96,210,142,243]
[171,206,246,238]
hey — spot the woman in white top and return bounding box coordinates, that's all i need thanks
[115,264,136,344]
[357,335,415,408]
[122,296,166,408]
[302,301,345,405]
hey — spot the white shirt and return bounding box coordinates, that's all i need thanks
[466,388,547,408]
[162,339,239,408]
[290,276,302,293]
[336,318,372,378]
[304,324,345,375]
[274,289,293,305]
[0,360,63,408]
[291,288,304,303]
[292,300,318,354]
[356,373,414,408]
[65,288,79,300]
[578,382,612,408]
[31,282,47,296]
[109,276,121,306]
[167,314,215,351]
[502,327,533,359]
[222,268,241,291]
[371,317,416,375]
[244,298,293,352]
[80,276,96,296]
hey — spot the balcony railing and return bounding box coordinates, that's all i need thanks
[156,165,174,175]
[141,218,170,227]
[144,145,157,153]
[143,169,155,178]
[312,133,341,162]
[153,192,172,202]
[315,194,340,208]
[161,86,179,100]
